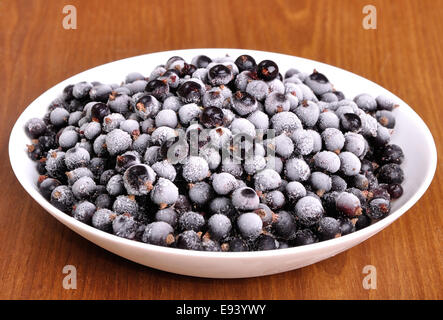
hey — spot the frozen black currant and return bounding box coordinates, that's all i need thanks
[257,60,279,81]
[235,55,257,72]
[317,217,341,240]
[208,64,233,86]
[112,214,139,240]
[378,163,404,184]
[254,234,278,250]
[145,79,169,101]
[91,102,110,122]
[177,80,203,104]
[176,230,202,251]
[50,186,75,213]
[142,221,175,246]
[200,106,225,128]
[191,55,212,68]
[273,210,296,240]
[123,164,157,196]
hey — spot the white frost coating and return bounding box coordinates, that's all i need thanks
[344,132,367,157]
[274,134,294,158]
[182,156,209,182]
[237,212,263,239]
[178,103,202,125]
[211,172,237,195]
[291,129,314,155]
[106,129,132,156]
[150,126,178,145]
[151,160,177,181]
[230,118,256,137]
[295,196,324,226]
[285,158,310,182]
[310,172,332,192]
[321,127,345,152]
[254,169,282,191]
[294,100,320,127]
[246,80,269,101]
[271,111,302,135]
[155,109,178,128]
[313,151,340,173]
[151,178,179,205]
[209,127,232,149]
[244,155,267,176]
[286,181,307,202]
[339,151,361,176]
[359,113,378,137]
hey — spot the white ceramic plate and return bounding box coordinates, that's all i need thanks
[9,49,437,278]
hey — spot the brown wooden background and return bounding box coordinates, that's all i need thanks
[0,0,441,300]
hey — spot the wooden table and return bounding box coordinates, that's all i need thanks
[0,0,441,300]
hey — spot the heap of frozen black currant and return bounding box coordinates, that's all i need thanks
[25,53,405,251]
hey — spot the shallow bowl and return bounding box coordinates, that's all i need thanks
[9,49,437,278]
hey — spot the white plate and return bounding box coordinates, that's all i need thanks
[9,49,437,278]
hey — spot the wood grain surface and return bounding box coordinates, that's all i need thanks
[0,0,442,300]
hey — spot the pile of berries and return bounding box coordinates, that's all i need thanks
[24,53,405,251]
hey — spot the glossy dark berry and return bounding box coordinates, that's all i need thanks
[38,177,62,200]
[272,211,296,240]
[228,237,249,252]
[208,64,233,86]
[177,81,202,104]
[176,230,202,250]
[369,185,390,200]
[62,84,74,101]
[291,229,317,246]
[174,195,193,214]
[145,79,169,101]
[192,55,212,68]
[367,198,390,219]
[336,192,362,217]
[115,153,140,174]
[27,143,44,161]
[235,55,257,72]
[309,71,329,83]
[38,134,57,151]
[379,144,404,165]
[180,63,197,77]
[387,184,403,199]
[339,218,356,235]
[90,102,110,122]
[254,234,277,250]
[37,159,47,175]
[123,164,157,196]
[378,163,404,184]
[317,217,341,240]
[198,106,224,129]
[333,91,345,101]
[257,60,279,81]
[355,214,371,230]
[321,191,340,217]
[340,113,362,132]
